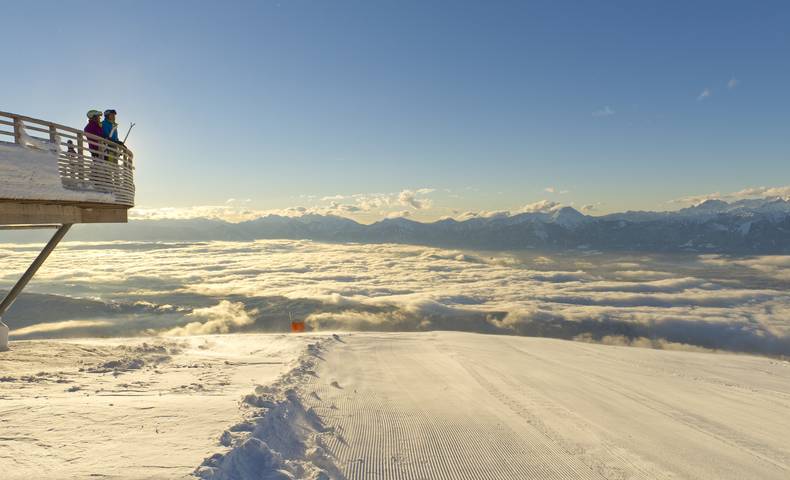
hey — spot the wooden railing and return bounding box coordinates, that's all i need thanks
[0,111,135,207]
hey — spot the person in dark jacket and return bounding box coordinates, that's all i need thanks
[84,110,104,158]
[84,109,111,190]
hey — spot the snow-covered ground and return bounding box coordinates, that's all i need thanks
[3,331,789,479]
[0,141,114,203]
[0,333,323,479]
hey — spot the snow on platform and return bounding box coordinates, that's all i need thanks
[0,142,115,204]
[3,332,790,479]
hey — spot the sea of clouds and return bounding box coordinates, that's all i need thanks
[1,239,788,356]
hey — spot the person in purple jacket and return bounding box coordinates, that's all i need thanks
[84,110,104,158]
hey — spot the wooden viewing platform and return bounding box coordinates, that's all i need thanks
[0,110,134,224]
[0,110,136,349]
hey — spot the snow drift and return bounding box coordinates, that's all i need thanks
[196,337,344,480]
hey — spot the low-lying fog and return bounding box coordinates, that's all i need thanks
[2,239,788,356]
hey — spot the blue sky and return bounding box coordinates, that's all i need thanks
[2,0,788,221]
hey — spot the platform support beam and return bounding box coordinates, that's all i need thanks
[0,223,72,351]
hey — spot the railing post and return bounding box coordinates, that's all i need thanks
[77,133,84,157]
[12,117,22,145]
[74,133,84,183]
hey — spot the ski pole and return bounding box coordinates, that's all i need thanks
[122,123,136,143]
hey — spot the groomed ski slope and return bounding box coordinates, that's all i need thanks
[304,332,790,479]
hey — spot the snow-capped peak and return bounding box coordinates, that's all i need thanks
[550,207,589,228]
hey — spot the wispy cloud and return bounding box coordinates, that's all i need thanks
[697,88,712,101]
[592,105,615,117]
[455,210,509,220]
[398,189,433,210]
[727,77,739,89]
[323,189,434,213]
[700,255,790,281]
[131,188,438,222]
[163,301,257,336]
[671,185,790,205]
[519,199,562,213]
[328,202,362,213]
[387,210,412,219]
[130,204,277,222]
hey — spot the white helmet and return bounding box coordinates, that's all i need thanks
[86,109,102,119]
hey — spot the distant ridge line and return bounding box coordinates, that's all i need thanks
[2,197,789,253]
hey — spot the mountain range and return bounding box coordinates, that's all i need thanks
[3,197,789,253]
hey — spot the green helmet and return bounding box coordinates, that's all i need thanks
[86,109,102,119]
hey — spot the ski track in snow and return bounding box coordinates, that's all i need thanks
[301,332,790,480]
